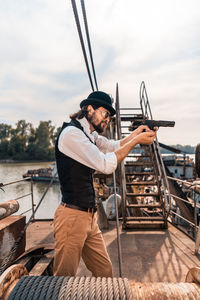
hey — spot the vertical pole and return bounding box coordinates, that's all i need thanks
[194,191,197,239]
[115,83,126,226]
[183,154,186,179]
[110,119,123,278]
[30,178,35,221]
[113,170,123,277]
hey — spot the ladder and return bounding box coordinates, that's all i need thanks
[115,82,171,229]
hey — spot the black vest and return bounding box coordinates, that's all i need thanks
[55,119,95,208]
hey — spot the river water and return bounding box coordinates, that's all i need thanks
[0,154,196,220]
[0,162,61,220]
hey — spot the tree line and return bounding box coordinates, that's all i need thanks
[0,120,195,161]
[0,120,61,161]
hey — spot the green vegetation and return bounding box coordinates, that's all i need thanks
[0,120,61,161]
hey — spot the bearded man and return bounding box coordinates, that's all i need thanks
[53,91,156,277]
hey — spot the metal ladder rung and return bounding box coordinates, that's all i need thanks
[126,192,159,197]
[126,181,157,186]
[127,204,162,208]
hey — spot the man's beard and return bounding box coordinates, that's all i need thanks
[92,122,104,133]
[88,112,105,133]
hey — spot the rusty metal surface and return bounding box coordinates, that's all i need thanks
[0,264,28,300]
[0,216,26,267]
[24,220,200,283]
[130,282,200,299]
[0,200,19,220]
[186,267,200,284]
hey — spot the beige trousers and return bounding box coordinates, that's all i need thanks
[53,204,113,277]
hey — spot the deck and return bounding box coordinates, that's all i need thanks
[26,220,200,282]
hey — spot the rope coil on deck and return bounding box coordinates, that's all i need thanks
[8,276,133,300]
[5,274,200,299]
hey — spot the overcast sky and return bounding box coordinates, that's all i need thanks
[0,0,199,146]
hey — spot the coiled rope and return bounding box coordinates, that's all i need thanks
[8,276,132,300]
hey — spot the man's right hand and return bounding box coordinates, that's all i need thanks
[134,130,156,145]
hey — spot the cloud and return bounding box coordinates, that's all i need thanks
[0,0,200,146]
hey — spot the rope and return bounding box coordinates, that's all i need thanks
[58,277,70,300]
[8,276,133,299]
[71,0,95,91]
[101,277,107,300]
[76,276,85,299]
[82,276,91,299]
[51,277,65,300]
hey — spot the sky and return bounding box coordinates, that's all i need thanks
[0,0,200,146]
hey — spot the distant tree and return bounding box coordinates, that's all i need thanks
[52,126,61,145]
[0,139,9,158]
[26,125,37,159]
[34,121,55,160]
[0,123,12,141]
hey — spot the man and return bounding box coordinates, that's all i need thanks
[53,91,156,277]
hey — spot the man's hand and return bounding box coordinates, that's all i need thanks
[133,125,151,135]
[134,130,157,145]
[116,128,157,164]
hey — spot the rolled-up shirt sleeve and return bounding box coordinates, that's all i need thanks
[93,131,120,153]
[58,127,118,174]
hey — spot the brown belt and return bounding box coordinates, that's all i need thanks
[61,202,97,213]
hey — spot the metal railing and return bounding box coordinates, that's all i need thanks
[0,177,35,220]
[139,82,172,218]
[167,176,200,253]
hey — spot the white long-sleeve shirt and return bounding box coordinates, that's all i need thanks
[58,117,120,174]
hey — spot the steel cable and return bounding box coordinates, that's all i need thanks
[21,276,42,300]
[96,277,101,300]
[107,277,114,299]
[71,0,95,91]
[89,276,96,299]
[64,276,75,300]
[118,277,126,300]
[8,276,133,300]
[8,276,36,300]
[80,0,98,91]
[70,276,80,299]
[123,278,133,300]
[58,276,70,300]
[20,276,37,300]
[82,276,91,299]
[113,277,120,300]
[101,277,107,300]
[31,276,47,300]
[45,276,62,300]
[51,276,65,300]
[8,276,30,300]
[38,276,53,300]
[76,276,85,299]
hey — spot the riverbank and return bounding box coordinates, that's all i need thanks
[0,159,55,163]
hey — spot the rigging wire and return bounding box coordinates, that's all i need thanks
[71,0,98,92]
[71,0,94,91]
[80,0,98,91]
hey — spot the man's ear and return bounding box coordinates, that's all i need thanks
[87,105,94,116]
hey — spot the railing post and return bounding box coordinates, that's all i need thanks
[30,178,35,221]
[195,224,200,255]
[194,191,197,239]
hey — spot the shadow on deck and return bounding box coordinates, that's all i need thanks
[26,220,200,282]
